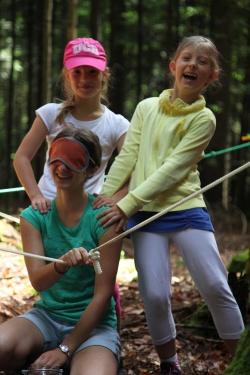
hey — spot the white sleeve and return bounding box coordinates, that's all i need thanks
[115,115,130,140]
[106,110,130,146]
[35,103,61,132]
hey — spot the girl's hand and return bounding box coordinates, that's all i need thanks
[54,247,93,274]
[97,205,127,232]
[30,348,68,369]
[93,185,128,209]
[31,194,51,213]
[54,248,94,274]
[93,194,116,209]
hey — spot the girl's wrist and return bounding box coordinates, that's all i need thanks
[53,262,69,275]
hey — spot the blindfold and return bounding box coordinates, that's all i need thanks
[48,137,93,173]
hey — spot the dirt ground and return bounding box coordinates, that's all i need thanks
[0,219,249,374]
[118,233,250,374]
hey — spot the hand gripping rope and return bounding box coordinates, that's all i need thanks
[0,161,249,274]
[0,212,102,273]
[0,246,103,274]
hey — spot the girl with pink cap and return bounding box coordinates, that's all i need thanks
[14,37,129,213]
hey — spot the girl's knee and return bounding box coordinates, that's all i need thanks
[202,280,234,304]
[0,335,32,364]
[0,336,15,361]
[143,290,171,312]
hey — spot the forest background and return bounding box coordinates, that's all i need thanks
[0,0,250,221]
[0,1,250,373]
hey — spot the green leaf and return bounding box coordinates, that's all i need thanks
[228,249,250,273]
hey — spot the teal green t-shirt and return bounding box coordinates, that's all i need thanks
[20,194,117,329]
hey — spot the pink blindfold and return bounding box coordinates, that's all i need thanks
[48,137,91,172]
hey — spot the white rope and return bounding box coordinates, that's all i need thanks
[0,211,20,223]
[89,249,102,274]
[0,161,249,273]
[91,160,250,253]
[0,245,102,274]
[0,213,102,273]
[0,246,64,263]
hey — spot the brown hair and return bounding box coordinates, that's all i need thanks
[172,36,220,76]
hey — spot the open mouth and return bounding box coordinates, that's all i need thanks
[82,84,93,90]
[55,168,74,179]
[183,73,197,81]
[55,173,72,181]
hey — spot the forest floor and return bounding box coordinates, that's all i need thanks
[0,219,249,375]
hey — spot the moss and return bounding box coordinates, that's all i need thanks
[224,326,250,374]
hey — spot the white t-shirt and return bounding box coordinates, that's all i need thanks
[36,103,129,199]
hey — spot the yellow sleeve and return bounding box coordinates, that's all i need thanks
[117,109,216,217]
[101,102,143,196]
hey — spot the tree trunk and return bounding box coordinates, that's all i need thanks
[235,12,250,215]
[33,0,53,182]
[90,0,101,40]
[109,0,126,114]
[41,0,53,104]
[164,0,180,89]
[4,0,16,189]
[25,1,36,132]
[67,0,79,40]
[136,0,143,102]
[204,0,234,206]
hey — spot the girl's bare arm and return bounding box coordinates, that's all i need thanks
[13,116,50,212]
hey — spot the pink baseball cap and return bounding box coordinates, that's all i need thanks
[63,37,107,71]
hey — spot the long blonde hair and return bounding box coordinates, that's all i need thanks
[56,68,110,125]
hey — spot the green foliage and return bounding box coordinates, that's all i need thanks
[228,249,250,276]
[184,303,215,337]
[227,249,249,324]
[224,326,250,374]
[0,0,250,215]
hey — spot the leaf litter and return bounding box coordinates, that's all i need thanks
[0,219,249,374]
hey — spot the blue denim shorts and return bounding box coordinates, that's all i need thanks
[19,307,121,361]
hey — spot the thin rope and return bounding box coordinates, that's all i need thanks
[90,160,250,253]
[0,212,20,223]
[0,246,64,264]
[204,142,250,159]
[0,245,102,274]
[0,161,249,270]
[0,187,24,194]
[1,143,250,196]
[0,213,102,273]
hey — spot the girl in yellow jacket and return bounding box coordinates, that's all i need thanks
[94,36,244,374]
